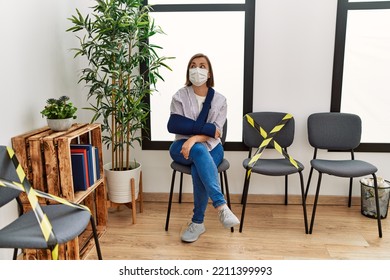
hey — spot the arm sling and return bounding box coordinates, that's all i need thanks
[167,88,216,137]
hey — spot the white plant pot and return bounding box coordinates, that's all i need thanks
[104,161,141,204]
[47,118,73,131]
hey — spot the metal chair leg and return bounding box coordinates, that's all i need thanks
[348,177,353,207]
[165,170,176,231]
[90,216,103,260]
[222,171,234,233]
[239,173,251,233]
[299,171,309,234]
[179,172,183,203]
[372,174,383,238]
[220,172,225,195]
[305,166,314,199]
[309,172,322,234]
[284,175,288,205]
[12,248,18,260]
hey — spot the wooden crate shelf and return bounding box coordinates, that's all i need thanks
[11,123,108,260]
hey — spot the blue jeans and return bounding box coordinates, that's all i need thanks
[169,139,226,224]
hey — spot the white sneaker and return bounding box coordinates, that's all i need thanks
[181,222,206,243]
[218,205,240,228]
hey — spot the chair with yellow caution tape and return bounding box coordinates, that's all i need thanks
[0,145,102,260]
[240,112,308,233]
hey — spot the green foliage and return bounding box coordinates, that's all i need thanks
[67,0,173,170]
[40,96,77,119]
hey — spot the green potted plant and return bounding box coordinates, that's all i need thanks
[40,96,77,131]
[67,0,172,204]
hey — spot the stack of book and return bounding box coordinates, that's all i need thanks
[70,144,100,191]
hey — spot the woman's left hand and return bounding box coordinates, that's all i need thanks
[181,135,210,159]
[181,138,196,159]
[215,129,221,139]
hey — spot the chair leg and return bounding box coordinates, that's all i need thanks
[165,170,177,231]
[309,172,322,234]
[284,175,288,205]
[241,171,250,205]
[299,171,309,234]
[90,216,103,260]
[222,171,234,233]
[179,172,183,203]
[220,172,225,195]
[239,172,251,233]
[305,166,314,199]
[348,177,353,207]
[12,248,18,260]
[240,184,245,205]
[372,174,383,238]
[240,161,251,205]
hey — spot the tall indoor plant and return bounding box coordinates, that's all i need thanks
[67,0,172,203]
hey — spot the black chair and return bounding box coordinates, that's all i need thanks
[240,112,308,233]
[305,112,382,237]
[0,145,103,259]
[165,121,233,232]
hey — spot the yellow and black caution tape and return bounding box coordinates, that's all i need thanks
[0,146,90,260]
[245,113,300,178]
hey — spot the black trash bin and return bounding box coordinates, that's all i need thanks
[360,178,390,219]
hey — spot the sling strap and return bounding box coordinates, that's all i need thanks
[193,87,215,135]
[167,87,216,137]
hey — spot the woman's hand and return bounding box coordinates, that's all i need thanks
[180,134,211,159]
[181,137,196,159]
[215,129,221,139]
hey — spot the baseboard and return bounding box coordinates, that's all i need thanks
[142,192,362,206]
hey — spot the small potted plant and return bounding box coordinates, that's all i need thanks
[40,96,77,131]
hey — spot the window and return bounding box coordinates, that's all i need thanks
[331,0,390,152]
[142,0,255,151]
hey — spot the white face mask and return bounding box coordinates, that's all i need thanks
[189,67,209,86]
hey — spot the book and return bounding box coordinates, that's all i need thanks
[71,144,94,186]
[71,153,88,191]
[70,146,90,187]
[93,146,101,180]
[91,146,97,183]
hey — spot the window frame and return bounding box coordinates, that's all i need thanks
[331,0,390,152]
[141,0,256,151]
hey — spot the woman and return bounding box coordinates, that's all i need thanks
[167,53,240,243]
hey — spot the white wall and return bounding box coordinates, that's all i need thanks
[1,0,389,260]
[0,0,94,260]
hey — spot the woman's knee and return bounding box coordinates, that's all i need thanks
[169,140,190,165]
[169,140,184,156]
[190,143,208,158]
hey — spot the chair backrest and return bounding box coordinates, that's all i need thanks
[0,146,22,207]
[307,112,361,150]
[221,120,227,145]
[242,112,295,149]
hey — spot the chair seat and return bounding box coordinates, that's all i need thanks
[171,159,230,175]
[243,158,304,176]
[311,159,377,178]
[0,188,21,206]
[0,204,91,249]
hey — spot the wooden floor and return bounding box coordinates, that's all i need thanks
[85,201,390,260]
